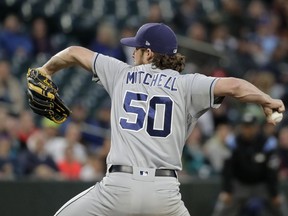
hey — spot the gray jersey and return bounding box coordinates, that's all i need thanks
[92,53,221,170]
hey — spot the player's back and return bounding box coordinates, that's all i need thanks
[92,54,218,170]
[108,64,187,170]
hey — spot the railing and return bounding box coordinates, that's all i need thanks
[0,178,287,216]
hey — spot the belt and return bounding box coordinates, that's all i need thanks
[109,165,177,178]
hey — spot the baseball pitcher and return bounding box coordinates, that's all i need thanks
[27,23,285,216]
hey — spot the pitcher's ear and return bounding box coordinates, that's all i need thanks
[146,48,154,61]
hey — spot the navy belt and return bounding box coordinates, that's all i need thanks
[109,165,177,178]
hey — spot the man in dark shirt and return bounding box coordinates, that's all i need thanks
[212,113,288,216]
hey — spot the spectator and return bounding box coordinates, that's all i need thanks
[58,103,88,136]
[220,0,245,37]
[40,117,60,141]
[253,71,276,96]
[89,22,126,62]
[197,110,216,139]
[278,126,288,181]
[203,118,232,174]
[267,40,288,83]
[246,0,268,32]
[0,14,33,59]
[89,104,111,154]
[277,65,288,104]
[0,135,19,180]
[186,22,207,42]
[212,113,288,216]
[59,103,110,154]
[247,17,280,67]
[182,125,212,178]
[227,37,258,78]
[5,112,21,153]
[80,153,105,181]
[57,145,82,180]
[258,13,281,56]
[46,123,87,165]
[210,24,238,53]
[0,107,9,134]
[0,59,24,114]
[145,3,165,24]
[16,110,38,151]
[273,0,288,37]
[247,37,270,67]
[21,131,59,180]
[31,17,53,57]
[172,0,204,34]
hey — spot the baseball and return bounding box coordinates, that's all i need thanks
[271,111,283,123]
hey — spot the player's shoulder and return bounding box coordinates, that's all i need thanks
[174,72,204,83]
[177,72,205,78]
[96,53,131,68]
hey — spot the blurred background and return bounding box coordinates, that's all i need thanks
[0,0,288,215]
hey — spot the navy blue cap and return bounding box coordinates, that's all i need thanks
[120,23,178,55]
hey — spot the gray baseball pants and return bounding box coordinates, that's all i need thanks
[54,167,190,216]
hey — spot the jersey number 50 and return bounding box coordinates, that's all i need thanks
[120,91,173,137]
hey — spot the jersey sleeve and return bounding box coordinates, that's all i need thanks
[91,53,130,95]
[185,73,222,118]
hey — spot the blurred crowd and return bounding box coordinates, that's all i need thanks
[0,0,288,183]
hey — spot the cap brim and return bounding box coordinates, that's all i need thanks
[120,37,141,47]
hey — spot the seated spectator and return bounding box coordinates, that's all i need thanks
[0,59,24,115]
[221,0,245,37]
[172,0,204,34]
[278,126,288,180]
[210,24,238,52]
[186,22,207,42]
[89,22,126,61]
[80,153,105,181]
[0,14,33,59]
[182,125,212,178]
[5,112,21,153]
[227,36,258,78]
[46,123,87,165]
[58,103,88,135]
[57,145,82,180]
[88,104,111,154]
[0,107,9,134]
[145,3,165,23]
[16,110,39,150]
[203,118,232,174]
[59,103,110,154]
[0,108,21,158]
[0,134,19,180]
[21,131,59,180]
[31,17,53,57]
[40,117,60,141]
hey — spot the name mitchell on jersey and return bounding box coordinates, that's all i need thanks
[126,71,178,91]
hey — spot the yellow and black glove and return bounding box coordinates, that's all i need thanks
[26,68,71,124]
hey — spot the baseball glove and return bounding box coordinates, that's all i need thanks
[26,68,71,124]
